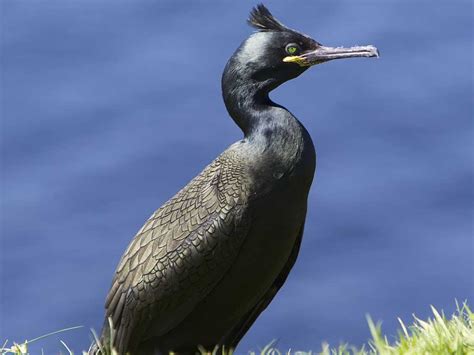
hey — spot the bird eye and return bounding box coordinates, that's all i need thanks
[285,43,300,55]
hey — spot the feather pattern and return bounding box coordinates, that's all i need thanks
[102,148,251,354]
[248,4,289,32]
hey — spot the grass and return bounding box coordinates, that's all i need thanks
[318,301,474,355]
[1,302,473,354]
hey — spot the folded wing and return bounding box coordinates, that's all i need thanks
[103,150,251,354]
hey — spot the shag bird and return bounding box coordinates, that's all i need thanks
[96,5,378,355]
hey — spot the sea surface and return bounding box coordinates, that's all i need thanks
[1,1,473,353]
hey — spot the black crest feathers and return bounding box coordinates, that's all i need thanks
[248,4,288,32]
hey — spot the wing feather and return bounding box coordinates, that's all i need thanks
[222,222,306,348]
[102,150,250,354]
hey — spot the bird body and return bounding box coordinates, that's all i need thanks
[96,5,378,354]
[107,105,316,354]
[151,109,316,351]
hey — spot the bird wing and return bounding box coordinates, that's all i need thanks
[103,149,251,354]
[221,222,306,348]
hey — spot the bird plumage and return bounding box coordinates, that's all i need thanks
[248,4,288,32]
[102,148,252,353]
[94,3,378,354]
[101,106,315,354]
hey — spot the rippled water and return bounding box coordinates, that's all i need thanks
[1,1,472,353]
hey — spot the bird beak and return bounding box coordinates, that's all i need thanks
[283,45,379,67]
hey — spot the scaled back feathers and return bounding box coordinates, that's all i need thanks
[248,4,289,32]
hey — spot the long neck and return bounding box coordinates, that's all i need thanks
[221,61,299,141]
[221,62,312,184]
[221,60,316,195]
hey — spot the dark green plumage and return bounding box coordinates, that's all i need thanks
[248,4,289,31]
[95,4,378,354]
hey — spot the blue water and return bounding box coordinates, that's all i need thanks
[1,1,473,353]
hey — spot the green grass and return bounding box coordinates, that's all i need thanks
[2,302,473,354]
[315,302,474,355]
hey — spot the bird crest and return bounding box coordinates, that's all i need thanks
[248,4,289,32]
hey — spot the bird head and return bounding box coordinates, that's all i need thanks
[225,4,379,93]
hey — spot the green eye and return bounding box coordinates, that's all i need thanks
[285,43,300,55]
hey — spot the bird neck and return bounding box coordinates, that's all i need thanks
[221,65,315,191]
[222,75,309,180]
[222,72,298,140]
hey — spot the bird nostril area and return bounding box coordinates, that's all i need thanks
[273,171,284,180]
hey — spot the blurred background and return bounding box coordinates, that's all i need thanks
[1,0,473,353]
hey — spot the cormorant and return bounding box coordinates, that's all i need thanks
[96,5,378,354]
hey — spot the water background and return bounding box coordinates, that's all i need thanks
[1,1,473,353]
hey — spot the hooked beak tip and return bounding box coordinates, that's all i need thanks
[366,45,380,58]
